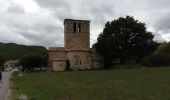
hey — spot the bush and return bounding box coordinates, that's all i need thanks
[142,43,170,67]
[19,53,43,71]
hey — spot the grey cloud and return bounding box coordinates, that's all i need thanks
[153,13,170,42]
[34,0,115,24]
[54,10,75,22]
[69,0,115,25]
[155,13,170,32]
[85,3,115,25]
[7,4,25,14]
[17,31,64,47]
[8,21,64,47]
[147,0,170,10]
[0,26,29,44]
[2,9,64,47]
[31,22,62,34]
[153,32,165,42]
[34,0,73,22]
[35,0,70,8]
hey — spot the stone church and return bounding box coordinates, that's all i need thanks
[48,19,103,71]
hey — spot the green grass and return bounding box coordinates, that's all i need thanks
[11,67,170,100]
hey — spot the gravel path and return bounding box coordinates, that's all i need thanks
[0,71,13,100]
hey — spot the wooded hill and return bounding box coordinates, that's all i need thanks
[0,42,47,60]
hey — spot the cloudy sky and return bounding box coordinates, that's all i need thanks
[0,0,170,48]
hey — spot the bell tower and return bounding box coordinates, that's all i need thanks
[64,19,90,51]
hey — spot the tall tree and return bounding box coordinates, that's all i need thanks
[93,16,156,68]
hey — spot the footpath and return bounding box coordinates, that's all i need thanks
[0,71,13,100]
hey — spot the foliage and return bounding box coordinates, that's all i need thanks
[41,53,48,68]
[0,42,47,60]
[19,53,43,70]
[142,43,170,66]
[11,67,170,100]
[154,42,170,55]
[93,16,156,68]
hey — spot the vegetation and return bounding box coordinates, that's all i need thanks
[11,67,170,100]
[19,53,48,71]
[93,16,157,68]
[142,42,170,66]
[0,42,47,60]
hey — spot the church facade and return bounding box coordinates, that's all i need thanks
[48,19,103,71]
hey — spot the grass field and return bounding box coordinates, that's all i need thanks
[11,67,170,100]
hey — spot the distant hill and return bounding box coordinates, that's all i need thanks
[0,42,47,60]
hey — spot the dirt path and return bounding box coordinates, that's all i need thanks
[0,71,13,100]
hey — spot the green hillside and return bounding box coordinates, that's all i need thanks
[0,42,47,60]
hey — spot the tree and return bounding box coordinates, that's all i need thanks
[19,53,43,71]
[41,52,48,68]
[93,16,156,68]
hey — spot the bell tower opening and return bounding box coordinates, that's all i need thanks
[73,22,77,33]
[78,23,81,33]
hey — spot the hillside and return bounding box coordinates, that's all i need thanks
[0,42,47,60]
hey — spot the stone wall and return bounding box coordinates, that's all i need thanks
[67,51,92,70]
[52,60,66,71]
[48,47,67,71]
[49,47,66,61]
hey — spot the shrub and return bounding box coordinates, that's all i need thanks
[142,43,170,67]
[19,53,43,71]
